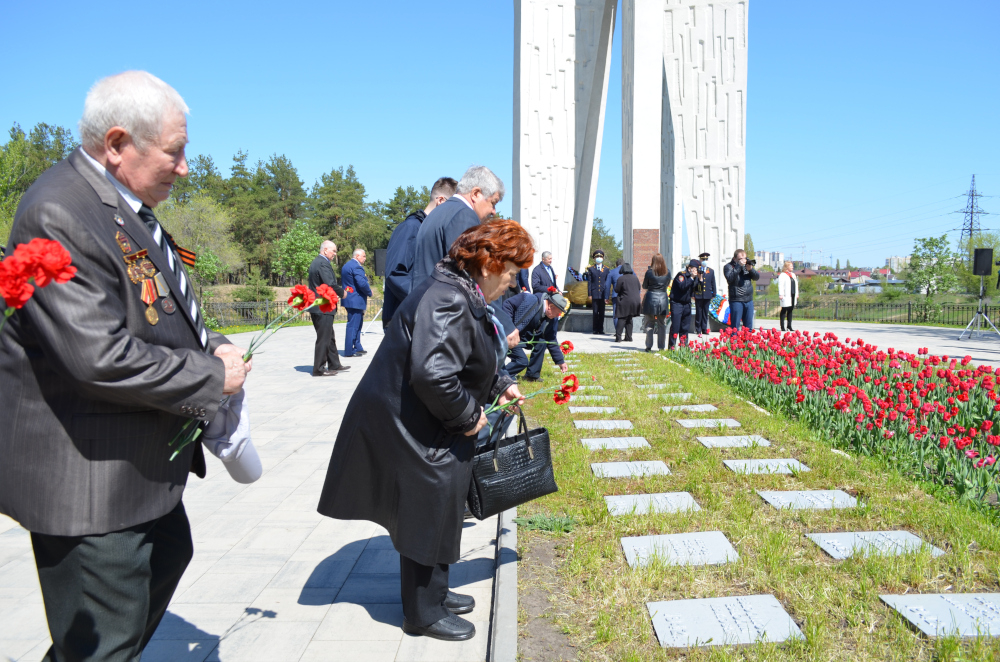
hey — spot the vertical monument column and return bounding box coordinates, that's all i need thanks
[622,0,665,274]
[513,0,616,285]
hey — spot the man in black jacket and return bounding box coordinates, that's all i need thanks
[382,177,458,327]
[583,249,611,334]
[693,251,717,335]
[502,290,569,381]
[308,240,349,376]
[723,249,759,330]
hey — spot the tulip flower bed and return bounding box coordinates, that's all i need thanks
[679,328,1000,504]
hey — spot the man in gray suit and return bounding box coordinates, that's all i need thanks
[308,239,348,376]
[0,71,250,661]
[409,165,504,291]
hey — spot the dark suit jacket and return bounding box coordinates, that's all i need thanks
[584,264,611,300]
[516,268,530,292]
[383,210,425,322]
[531,263,558,293]
[410,196,479,291]
[341,258,372,310]
[0,148,229,536]
[693,267,717,300]
[307,254,344,316]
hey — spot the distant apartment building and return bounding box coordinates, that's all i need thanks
[755,250,784,269]
[886,256,910,271]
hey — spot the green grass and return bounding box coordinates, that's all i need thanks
[517,351,1000,661]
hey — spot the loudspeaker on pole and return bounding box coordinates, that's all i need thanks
[374,249,387,278]
[973,248,993,276]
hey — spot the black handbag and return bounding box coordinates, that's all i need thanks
[467,409,558,520]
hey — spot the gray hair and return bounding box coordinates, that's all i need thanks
[320,240,336,254]
[541,251,552,260]
[353,248,366,258]
[456,165,505,201]
[79,71,189,152]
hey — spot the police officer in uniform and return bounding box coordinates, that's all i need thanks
[583,249,611,334]
[669,259,700,349]
[693,251,717,335]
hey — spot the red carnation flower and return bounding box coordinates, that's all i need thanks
[288,284,316,311]
[16,238,77,287]
[560,340,574,354]
[562,374,580,393]
[314,284,339,313]
[553,387,571,405]
[345,286,354,294]
[547,286,558,294]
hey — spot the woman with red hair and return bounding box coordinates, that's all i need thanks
[318,220,533,642]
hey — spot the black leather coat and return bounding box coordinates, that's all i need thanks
[723,261,759,302]
[641,269,670,315]
[614,266,642,317]
[317,259,514,565]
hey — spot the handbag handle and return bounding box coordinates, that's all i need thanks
[490,407,533,471]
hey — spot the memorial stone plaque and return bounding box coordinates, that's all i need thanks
[676,419,741,428]
[636,383,677,390]
[575,420,633,430]
[697,435,771,448]
[622,369,647,374]
[605,492,700,515]
[724,459,809,474]
[758,490,857,510]
[662,404,718,413]
[580,436,649,450]
[577,385,605,391]
[647,595,804,648]
[880,593,1000,637]
[621,531,738,567]
[806,531,945,559]
[648,392,692,400]
[571,395,610,402]
[569,406,618,414]
[592,461,670,478]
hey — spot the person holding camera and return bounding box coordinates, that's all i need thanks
[723,249,759,331]
[777,260,799,331]
[693,251,716,335]
[668,259,700,349]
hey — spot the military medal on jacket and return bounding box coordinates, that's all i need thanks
[115,225,171,325]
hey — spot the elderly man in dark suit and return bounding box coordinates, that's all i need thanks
[530,251,558,293]
[0,71,250,662]
[308,240,349,376]
[502,290,570,381]
[341,248,373,356]
[409,165,504,291]
[382,177,458,328]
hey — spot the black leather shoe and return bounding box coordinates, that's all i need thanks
[402,614,475,641]
[328,365,351,371]
[312,370,339,377]
[523,376,541,382]
[355,350,368,356]
[444,591,475,615]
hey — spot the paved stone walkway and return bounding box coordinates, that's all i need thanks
[0,324,499,662]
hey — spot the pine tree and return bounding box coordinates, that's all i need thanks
[743,234,755,260]
[836,258,840,269]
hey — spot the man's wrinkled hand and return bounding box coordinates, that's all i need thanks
[498,384,525,407]
[464,407,488,436]
[559,362,569,373]
[506,329,520,350]
[215,344,250,394]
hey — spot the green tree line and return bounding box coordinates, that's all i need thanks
[1,122,433,291]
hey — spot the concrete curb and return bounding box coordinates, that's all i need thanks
[488,507,518,662]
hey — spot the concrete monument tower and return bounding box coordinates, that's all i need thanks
[514,0,747,282]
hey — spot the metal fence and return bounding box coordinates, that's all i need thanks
[755,299,987,327]
[202,299,384,329]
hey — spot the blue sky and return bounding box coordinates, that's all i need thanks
[2,0,997,269]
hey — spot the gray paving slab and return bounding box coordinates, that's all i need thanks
[758,490,857,510]
[621,369,648,374]
[576,385,605,391]
[580,436,650,451]
[807,531,945,559]
[662,404,718,413]
[696,435,771,448]
[591,461,670,478]
[571,395,610,402]
[647,595,805,648]
[676,418,741,428]
[605,492,700,516]
[636,383,679,390]
[569,406,618,414]
[621,532,738,567]
[574,420,633,430]
[648,392,692,400]
[724,459,810,474]
[880,593,1000,637]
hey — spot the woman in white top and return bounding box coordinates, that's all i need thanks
[777,261,799,331]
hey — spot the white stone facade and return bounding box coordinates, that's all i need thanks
[512,0,617,282]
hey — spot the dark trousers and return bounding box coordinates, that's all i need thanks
[694,298,711,333]
[730,300,754,331]
[311,312,343,372]
[504,346,529,378]
[644,313,667,350]
[591,299,606,334]
[669,301,691,349]
[614,315,634,341]
[400,555,450,627]
[611,298,617,326]
[344,308,365,355]
[780,305,794,330]
[31,501,193,662]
